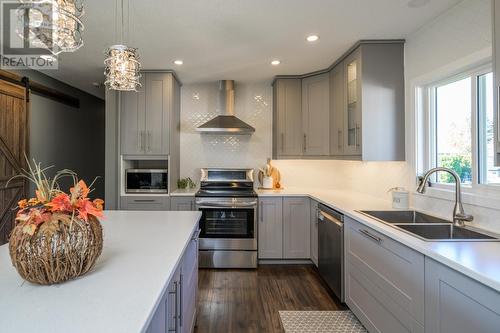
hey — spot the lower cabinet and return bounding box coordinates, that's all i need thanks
[425,257,500,333]
[258,197,283,259]
[345,216,424,333]
[120,195,171,210]
[310,199,319,266]
[258,196,311,260]
[283,197,311,259]
[171,196,195,211]
[145,229,199,333]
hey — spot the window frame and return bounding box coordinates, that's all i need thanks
[421,63,499,191]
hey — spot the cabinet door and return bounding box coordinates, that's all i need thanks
[145,73,171,155]
[283,197,310,259]
[181,230,199,333]
[425,258,500,333]
[274,79,303,157]
[343,49,362,156]
[171,197,195,211]
[310,199,319,266]
[120,76,146,155]
[494,0,500,166]
[302,74,330,156]
[258,197,283,259]
[330,64,345,156]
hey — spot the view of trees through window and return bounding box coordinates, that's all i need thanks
[435,77,472,184]
[431,70,500,186]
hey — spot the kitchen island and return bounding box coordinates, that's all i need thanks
[0,210,201,333]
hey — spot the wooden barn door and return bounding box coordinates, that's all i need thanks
[0,79,28,245]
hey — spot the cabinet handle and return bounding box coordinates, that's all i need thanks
[281,133,284,153]
[303,134,307,153]
[337,129,342,150]
[355,124,360,148]
[140,131,145,152]
[132,199,155,203]
[359,229,383,244]
[179,274,183,328]
[147,131,152,152]
[138,131,142,151]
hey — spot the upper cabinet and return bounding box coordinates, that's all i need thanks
[493,1,500,166]
[302,74,330,156]
[120,72,179,157]
[272,40,405,161]
[330,61,345,156]
[273,79,303,158]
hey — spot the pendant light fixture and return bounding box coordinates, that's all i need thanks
[104,0,141,91]
[17,0,85,55]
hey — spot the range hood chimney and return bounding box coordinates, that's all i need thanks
[196,80,255,135]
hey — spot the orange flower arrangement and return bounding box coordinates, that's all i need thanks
[10,159,104,236]
[8,159,105,285]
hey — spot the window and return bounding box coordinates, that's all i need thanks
[423,66,500,187]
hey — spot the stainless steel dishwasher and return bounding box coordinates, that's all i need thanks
[318,204,344,302]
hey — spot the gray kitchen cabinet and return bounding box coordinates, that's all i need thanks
[330,62,345,156]
[273,79,303,158]
[349,42,405,160]
[493,0,500,166]
[120,75,146,155]
[343,49,362,156]
[302,74,330,156]
[345,216,424,333]
[310,199,319,266]
[283,197,311,259]
[171,196,195,211]
[181,229,199,333]
[425,257,500,333]
[120,195,171,210]
[120,72,176,156]
[145,228,198,333]
[258,197,283,259]
[272,40,405,161]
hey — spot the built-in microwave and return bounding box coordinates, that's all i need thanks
[125,169,168,193]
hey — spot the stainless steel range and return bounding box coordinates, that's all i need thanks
[195,168,258,268]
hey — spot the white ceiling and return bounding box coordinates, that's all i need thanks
[41,0,462,98]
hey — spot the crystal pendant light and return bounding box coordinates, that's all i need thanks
[17,0,84,55]
[104,0,141,91]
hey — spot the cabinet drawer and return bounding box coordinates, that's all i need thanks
[347,263,424,333]
[345,216,424,323]
[120,196,171,210]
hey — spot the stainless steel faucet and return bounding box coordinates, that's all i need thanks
[416,167,473,227]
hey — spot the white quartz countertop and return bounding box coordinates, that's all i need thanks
[0,210,201,333]
[257,187,500,293]
[170,188,197,196]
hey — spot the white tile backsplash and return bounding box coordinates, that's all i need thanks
[180,81,273,181]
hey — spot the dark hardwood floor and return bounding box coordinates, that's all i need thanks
[194,264,346,333]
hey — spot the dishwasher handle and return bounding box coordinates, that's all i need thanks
[319,210,343,227]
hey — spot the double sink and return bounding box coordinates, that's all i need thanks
[359,210,499,241]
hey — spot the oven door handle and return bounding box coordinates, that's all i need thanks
[196,201,258,208]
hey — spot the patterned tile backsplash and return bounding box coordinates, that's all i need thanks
[180,81,273,181]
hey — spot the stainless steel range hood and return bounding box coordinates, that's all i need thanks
[197,80,255,135]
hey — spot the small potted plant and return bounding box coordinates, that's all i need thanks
[7,159,104,285]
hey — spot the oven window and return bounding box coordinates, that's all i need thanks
[126,172,167,191]
[199,208,254,238]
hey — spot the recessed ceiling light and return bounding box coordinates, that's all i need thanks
[173,60,183,65]
[306,35,319,42]
[271,60,281,66]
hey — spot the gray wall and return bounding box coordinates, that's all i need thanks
[11,70,105,199]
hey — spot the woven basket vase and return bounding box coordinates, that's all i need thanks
[9,215,103,285]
